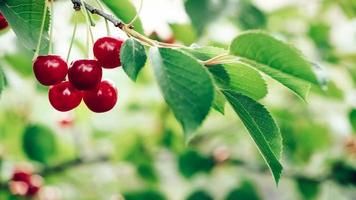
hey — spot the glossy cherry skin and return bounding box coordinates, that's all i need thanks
[0,12,9,30]
[68,59,102,90]
[83,80,118,113]
[49,81,83,112]
[33,55,68,86]
[93,37,124,68]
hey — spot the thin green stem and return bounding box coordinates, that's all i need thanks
[48,0,54,54]
[128,0,143,26]
[33,1,48,61]
[94,0,110,36]
[86,24,90,59]
[66,11,79,63]
[80,0,94,44]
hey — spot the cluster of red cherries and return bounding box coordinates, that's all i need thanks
[0,12,9,30]
[9,169,42,197]
[33,37,124,113]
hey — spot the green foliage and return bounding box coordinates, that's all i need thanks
[101,0,144,34]
[230,31,321,99]
[212,89,226,114]
[222,91,282,183]
[308,22,338,63]
[336,0,356,18]
[185,46,268,100]
[178,150,215,178]
[331,161,356,186]
[123,189,166,200]
[0,67,5,96]
[0,0,50,52]
[186,190,213,200]
[296,177,320,200]
[149,48,214,140]
[234,0,267,30]
[121,38,147,81]
[22,124,57,164]
[184,0,227,35]
[209,63,267,100]
[274,108,332,163]
[311,81,343,100]
[225,180,261,200]
[120,135,158,183]
[349,109,356,133]
[169,23,197,45]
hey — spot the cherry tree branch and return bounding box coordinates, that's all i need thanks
[71,0,124,28]
[70,0,184,48]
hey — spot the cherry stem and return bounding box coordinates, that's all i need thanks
[66,11,79,63]
[93,0,110,36]
[70,0,184,48]
[48,0,54,54]
[202,54,239,66]
[33,1,48,61]
[128,0,143,27]
[80,0,95,45]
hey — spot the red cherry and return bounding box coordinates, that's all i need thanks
[33,55,68,86]
[93,37,124,68]
[12,171,31,184]
[68,59,102,90]
[0,12,9,30]
[83,80,118,113]
[26,184,40,197]
[49,81,83,112]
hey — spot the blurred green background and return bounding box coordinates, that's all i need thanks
[0,0,356,199]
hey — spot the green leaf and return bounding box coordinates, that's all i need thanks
[311,81,343,100]
[240,59,311,100]
[101,0,144,34]
[184,46,268,100]
[124,189,166,200]
[222,91,283,184]
[0,67,5,96]
[121,39,147,81]
[187,190,214,200]
[22,124,57,164]
[149,48,214,139]
[225,180,261,200]
[184,0,227,35]
[295,177,320,200]
[212,89,226,114]
[169,23,197,45]
[331,161,356,186]
[178,150,215,178]
[3,53,33,77]
[0,0,50,52]
[209,63,267,100]
[230,31,319,85]
[349,109,356,133]
[235,0,267,30]
[229,31,320,99]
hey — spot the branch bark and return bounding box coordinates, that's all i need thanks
[71,0,124,28]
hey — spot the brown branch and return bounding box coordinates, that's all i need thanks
[71,0,124,28]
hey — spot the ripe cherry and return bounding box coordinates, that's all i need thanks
[83,80,118,113]
[0,12,9,30]
[49,81,83,112]
[26,184,40,197]
[93,37,124,68]
[12,170,31,184]
[33,55,68,86]
[68,59,102,90]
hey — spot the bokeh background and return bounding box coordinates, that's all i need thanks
[0,0,356,199]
